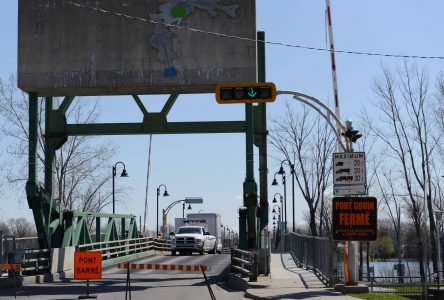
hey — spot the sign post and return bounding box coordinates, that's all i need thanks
[74,251,102,299]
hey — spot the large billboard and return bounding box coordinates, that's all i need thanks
[18,0,257,96]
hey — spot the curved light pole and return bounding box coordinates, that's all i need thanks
[112,161,128,214]
[278,159,296,232]
[156,184,169,237]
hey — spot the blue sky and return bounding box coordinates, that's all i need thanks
[1,1,444,233]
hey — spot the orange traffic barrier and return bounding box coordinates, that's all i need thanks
[117,263,210,271]
[0,264,21,270]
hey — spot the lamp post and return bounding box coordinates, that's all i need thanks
[221,224,225,248]
[156,184,169,237]
[182,202,192,218]
[272,172,287,233]
[278,160,295,232]
[112,162,128,214]
[272,193,283,236]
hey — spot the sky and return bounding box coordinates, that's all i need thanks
[1,1,444,234]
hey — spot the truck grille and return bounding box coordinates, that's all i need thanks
[176,237,195,244]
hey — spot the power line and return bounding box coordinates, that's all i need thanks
[63,0,444,61]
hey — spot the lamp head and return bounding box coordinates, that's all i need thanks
[278,166,285,175]
[187,204,192,210]
[271,178,278,186]
[163,190,169,197]
[120,169,129,177]
[272,197,277,203]
[272,208,276,213]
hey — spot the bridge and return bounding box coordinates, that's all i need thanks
[2,1,432,299]
[0,232,356,299]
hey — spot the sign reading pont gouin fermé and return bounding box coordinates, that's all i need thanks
[74,251,102,280]
[332,197,377,241]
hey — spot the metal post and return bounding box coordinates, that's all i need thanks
[239,209,247,250]
[121,218,126,240]
[28,93,38,185]
[291,167,295,232]
[96,218,100,243]
[257,31,269,250]
[112,166,116,214]
[283,175,287,233]
[182,202,185,219]
[397,206,402,280]
[0,231,3,266]
[244,101,257,249]
[156,188,159,237]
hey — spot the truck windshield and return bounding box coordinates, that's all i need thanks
[177,227,202,234]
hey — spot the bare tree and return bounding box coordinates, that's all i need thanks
[370,62,442,277]
[270,101,335,236]
[0,74,117,214]
[7,218,36,237]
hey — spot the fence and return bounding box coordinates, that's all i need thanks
[288,232,335,286]
[76,237,172,267]
[1,234,46,276]
[231,248,258,281]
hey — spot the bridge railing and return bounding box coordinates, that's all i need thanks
[231,248,258,282]
[289,232,335,286]
[76,237,172,267]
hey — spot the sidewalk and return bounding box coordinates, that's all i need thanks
[227,253,357,299]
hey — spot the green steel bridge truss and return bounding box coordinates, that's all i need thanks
[25,32,269,254]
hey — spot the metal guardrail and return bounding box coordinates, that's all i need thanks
[289,232,335,287]
[76,237,172,267]
[1,234,49,276]
[231,248,258,281]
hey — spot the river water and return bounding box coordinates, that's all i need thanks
[337,260,435,278]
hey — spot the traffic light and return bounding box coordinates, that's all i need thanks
[342,129,362,143]
[216,82,276,104]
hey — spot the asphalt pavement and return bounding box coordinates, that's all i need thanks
[228,253,357,300]
[0,252,248,300]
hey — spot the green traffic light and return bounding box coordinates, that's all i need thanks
[247,87,257,98]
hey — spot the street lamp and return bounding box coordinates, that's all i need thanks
[272,193,284,235]
[272,171,287,233]
[112,162,128,214]
[278,159,296,232]
[156,184,169,237]
[182,202,193,218]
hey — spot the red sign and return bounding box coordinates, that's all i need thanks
[0,264,21,270]
[74,251,102,280]
[332,197,377,241]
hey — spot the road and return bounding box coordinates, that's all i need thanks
[0,253,247,300]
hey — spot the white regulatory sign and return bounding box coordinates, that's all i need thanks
[333,152,366,186]
[334,185,366,196]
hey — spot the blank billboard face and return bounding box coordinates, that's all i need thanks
[18,0,257,96]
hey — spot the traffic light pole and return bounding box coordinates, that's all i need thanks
[244,101,257,250]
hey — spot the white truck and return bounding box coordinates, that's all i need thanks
[175,213,222,253]
[170,225,217,256]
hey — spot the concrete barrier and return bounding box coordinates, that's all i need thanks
[51,247,75,274]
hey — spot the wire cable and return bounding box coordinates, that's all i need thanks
[62,0,444,60]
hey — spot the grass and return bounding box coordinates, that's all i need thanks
[349,293,411,300]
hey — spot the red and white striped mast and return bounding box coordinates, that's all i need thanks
[326,0,353,286]
[326,0,342,146]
